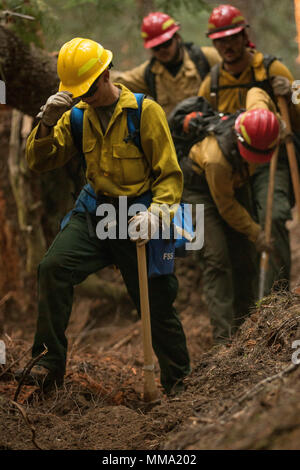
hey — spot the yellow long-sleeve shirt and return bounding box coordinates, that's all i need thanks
[198,50,300,130]
[189,88,278,242]
[26,84,183,210]
[112,46,220,117]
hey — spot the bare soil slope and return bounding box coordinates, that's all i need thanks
[0,215,300,451]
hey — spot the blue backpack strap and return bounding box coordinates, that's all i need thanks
[125,93,145,152]
[70,106,86,170]
[71,96,145,161]
[69,106,98,237]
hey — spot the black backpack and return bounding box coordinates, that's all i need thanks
[144,42,210,101]
[168,96,246,177]
[209,54,278,109]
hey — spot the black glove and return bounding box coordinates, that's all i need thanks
[255,230,274,253]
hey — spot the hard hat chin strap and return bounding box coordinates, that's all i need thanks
[236,131,277,154]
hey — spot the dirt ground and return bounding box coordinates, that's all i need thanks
[0,214,300,451]
[0,102,300,450]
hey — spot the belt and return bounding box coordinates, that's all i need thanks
[96,193,136,207]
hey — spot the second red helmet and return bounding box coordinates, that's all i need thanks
[141,12,180,49]
[234,109,280,163]
[207,4,248,40]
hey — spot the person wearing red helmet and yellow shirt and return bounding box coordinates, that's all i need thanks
[198,4,300,297]
[112,11,221,117]
[171,87,280,342]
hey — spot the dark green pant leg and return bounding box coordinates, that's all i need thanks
[183,187,235,342]
[227,185,259,327]
[226,225,258,328]
[33,213,111,373]
[109,238,190,393]
[200,204,236,341]
[148,274,191,392]
[252,156,292,295]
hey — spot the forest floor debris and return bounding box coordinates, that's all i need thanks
[0,213,300,450]
[1,284,300,449]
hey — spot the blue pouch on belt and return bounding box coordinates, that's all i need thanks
[129,191,175,278]
[61,188,193,278]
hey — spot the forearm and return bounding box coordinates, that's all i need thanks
[206,163,260,242]
[36,122,53,139]
[246,87,277,113]
[269,61,300,130]
[26,114,75,172]
[217,198,261,242]
[150,169,183,208]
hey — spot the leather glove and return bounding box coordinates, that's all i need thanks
[128,211,160,246]
[36,91,74,127]
[183,111,203,134]
[255,230,274,253]
[271,75,291,97]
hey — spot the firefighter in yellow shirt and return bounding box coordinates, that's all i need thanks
[20,38,191,395]
[112,11,221,117]
[169,87,280,342]
[198,4,299,296]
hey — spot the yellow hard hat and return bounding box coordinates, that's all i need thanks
[57,37,113,98]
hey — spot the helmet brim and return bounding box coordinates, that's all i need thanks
[207,25,246,40]
[59,50,113,98]
[144,25,180,49]
[237,141,274,164]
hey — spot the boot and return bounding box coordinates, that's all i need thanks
[15,364,63,391]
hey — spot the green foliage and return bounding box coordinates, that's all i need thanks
[61,0,208,15]
[63,0,99,6]
[251,0,299,76]
[156,0,209,14]
[0,0,59,47]
[61,0,124,13]
[1,0,299,76]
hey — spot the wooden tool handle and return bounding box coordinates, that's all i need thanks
[258,146,279,299]
[136,244,159,402]
[277,95,300,220]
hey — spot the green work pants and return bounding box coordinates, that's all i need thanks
[32,213,190,393]
[251,153,293,296]
[183,184,258,343]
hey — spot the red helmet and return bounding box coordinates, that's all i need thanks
[234,109,280,163]
[141,12,180,49]
[207,4,248,40]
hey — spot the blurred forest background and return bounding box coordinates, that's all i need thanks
[1,2,300,452]
[0,0,300,332]
[1,0,300,74]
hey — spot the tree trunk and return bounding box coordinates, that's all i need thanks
[0,25,58,117]
[0,108,26,331]
[0,24,85,241]
[8,110,46,273]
